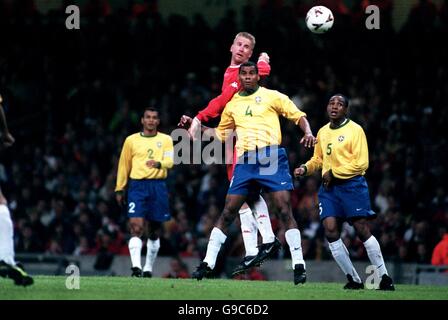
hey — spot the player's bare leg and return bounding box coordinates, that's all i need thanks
[192,194,246,280]
[255,190,305,285]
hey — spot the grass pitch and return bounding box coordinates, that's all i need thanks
[1,276,447,300]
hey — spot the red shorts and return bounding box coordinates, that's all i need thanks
[226,150,237,181]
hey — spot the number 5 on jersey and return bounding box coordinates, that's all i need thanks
[326,143,332,155]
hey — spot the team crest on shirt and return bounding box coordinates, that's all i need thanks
[231,81,238,89]
[338,135,345,142]
[157,142,162,148]
[255,96,262,104]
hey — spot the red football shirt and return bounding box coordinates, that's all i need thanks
[196,60,271,122]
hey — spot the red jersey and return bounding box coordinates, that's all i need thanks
[196,60,271,122]
[431,234,448,266]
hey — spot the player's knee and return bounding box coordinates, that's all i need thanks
[246,190,259,206]
[278,210,296,228]
[325,232,340,243]
[356,230,371,242]
[353,220,371,242]
[324,226,340,242]
[148,231,160,240]
[240,202,250,210]
[0,194,7,205]
[222,208,237,226]
[130,224,144,237]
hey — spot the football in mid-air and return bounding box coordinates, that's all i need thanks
[306,6,334,34]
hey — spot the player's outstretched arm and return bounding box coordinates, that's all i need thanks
[196,86,238,121]
[298,116,316,148]
[190,84,239,140]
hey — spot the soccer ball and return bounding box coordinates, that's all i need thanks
[306,6,334,34]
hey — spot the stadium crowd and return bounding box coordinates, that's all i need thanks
[0,0,447,274]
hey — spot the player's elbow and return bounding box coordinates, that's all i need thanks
[164,159,174,169]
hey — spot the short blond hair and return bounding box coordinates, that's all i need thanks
[233,32,256,49]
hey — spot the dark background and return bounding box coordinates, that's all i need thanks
[0,0,447,273]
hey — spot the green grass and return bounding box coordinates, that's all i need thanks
[1,276,447,300]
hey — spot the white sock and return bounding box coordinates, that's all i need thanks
[143,238,160,272]
[0,204,15,265]
[203,227,227,269]
[363,235,388,277]
[285,229,305,269]
[329,238,362,283]
[128,237,142,269]
[253,196,275,244]
[239,207,259,257]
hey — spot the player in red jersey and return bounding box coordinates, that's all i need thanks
[179,32,280,276]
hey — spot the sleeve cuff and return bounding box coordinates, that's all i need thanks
[196,113,205,122]
[301,165,308,175]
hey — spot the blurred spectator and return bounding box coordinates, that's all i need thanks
[431,232,448,266]
[163,257,190,279]
[233,267,267,281]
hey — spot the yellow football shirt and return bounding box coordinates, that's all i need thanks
[215,86,306,157]
[304,119,369,179]
[115,132,174,192]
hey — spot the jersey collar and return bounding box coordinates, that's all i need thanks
[140,132,158,138]
[239,85,260,97]
[329,118,350,130]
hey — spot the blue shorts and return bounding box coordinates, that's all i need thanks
[228,145,294,195]
[127,179,171,222]
[318,176,376,222]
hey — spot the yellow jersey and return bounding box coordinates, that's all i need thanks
[215,86,306,157]
[115,132,174,192]
[304,119,368,179]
